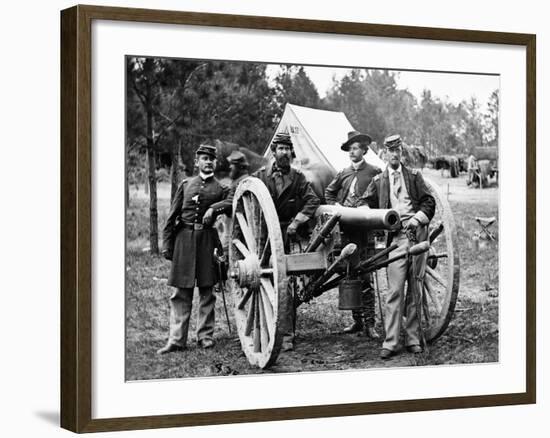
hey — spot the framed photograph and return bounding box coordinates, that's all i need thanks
[60,4,536,433]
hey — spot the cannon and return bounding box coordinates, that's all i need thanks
[224,174,460,368]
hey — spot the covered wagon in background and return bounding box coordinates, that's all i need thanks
[471,146,499,188]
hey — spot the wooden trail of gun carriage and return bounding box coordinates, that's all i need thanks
[213,145,460,369]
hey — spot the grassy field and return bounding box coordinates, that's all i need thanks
[126,169,499,380]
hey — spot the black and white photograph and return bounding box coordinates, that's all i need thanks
[125,57,500,379]
[2,0,545,435]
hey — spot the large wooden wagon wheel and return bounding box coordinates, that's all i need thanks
[420,177,461,342]
[228,177,290,368]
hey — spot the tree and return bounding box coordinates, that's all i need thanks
[462,97,485,153]
[273,65,321,111]
[484,89,499,147]
[173,62,279,159]
[324,69,418,147]
[127,57,204,253]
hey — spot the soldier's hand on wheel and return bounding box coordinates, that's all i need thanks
[202,208,214,226]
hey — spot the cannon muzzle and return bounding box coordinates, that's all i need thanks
[315,205,400,231]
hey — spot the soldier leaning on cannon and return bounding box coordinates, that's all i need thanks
[253,133,320,351]
[358,135,435,359]
[324,130,381,339]
[157,144,231,355]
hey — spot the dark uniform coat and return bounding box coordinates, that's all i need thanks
[207,172,249,216]
[324,160,381,207]
[162,175,230,288]
[252,164,320,230]
[358,165,435,221]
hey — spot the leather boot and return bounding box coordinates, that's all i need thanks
[343,311,364,334]
[362,325,380,339]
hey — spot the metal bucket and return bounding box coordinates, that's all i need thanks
[338,279,363,310]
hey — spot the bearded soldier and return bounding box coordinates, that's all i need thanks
[325,130,381,339]
[253,133,320,351]
[157,144,230,354]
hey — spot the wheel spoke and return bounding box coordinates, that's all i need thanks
[242,193,261,252]
[429,222,444,244]
[232,238,250,258]
[253,291,261,353]
[425,266,447,289]
[259,240,271,267]
[260,277,276,308]
[237,287,253,310]
[257,201,265,256]
[259,286,275,338]
[236,211,256,254]
[242,193,254,226]
[257,291,270,351]
[424,278,442,314]
[244,291,256,336]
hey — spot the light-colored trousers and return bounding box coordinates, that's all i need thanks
[168,286,216,347]
[382,225,428,352]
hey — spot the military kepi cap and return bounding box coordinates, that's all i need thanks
[271,132,293,148]
[341,130,372,151]
[195,144,217,159]
[227,150,249,167]
[383,134,403,150]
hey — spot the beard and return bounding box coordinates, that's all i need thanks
[389,159,400,169]
[275,155,291,170]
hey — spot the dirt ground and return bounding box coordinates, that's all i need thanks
[126,168,499,380]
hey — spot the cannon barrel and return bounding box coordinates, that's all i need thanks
[315,205,400,230]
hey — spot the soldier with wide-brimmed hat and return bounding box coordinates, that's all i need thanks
[325,130,381,338]
[157,144,231,354]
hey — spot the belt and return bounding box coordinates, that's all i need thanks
[181,222,210,231]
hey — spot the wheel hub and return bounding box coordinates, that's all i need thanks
[232,255,261,289]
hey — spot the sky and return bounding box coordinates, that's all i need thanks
[268,65,499,111]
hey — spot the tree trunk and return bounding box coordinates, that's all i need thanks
[145,72,159,255]
[125,165,130,208]
[170,146,180,203]
[146,147,159,254]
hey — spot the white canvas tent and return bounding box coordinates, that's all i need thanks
[263,103,386,172]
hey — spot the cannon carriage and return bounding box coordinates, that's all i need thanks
[216,104,460,368]
[226,175,460,368]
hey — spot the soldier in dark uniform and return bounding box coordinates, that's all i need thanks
[227,150,250,183]
[253,133,320,351]
[325,131,381,339]
[358,135,435,359]
[213,150,250,215]
[157,144,231,354]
